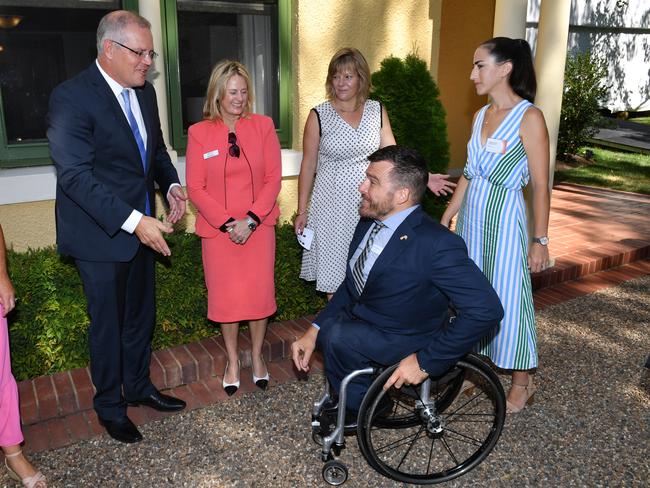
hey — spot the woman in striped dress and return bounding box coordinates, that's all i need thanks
[441,37,550,413]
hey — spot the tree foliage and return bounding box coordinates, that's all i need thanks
[370,53,450,216]
[558,51,608,158]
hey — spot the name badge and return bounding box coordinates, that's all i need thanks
[485,138,507,154]
[203,149,219,159]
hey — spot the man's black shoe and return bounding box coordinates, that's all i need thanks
[98,416,143,443]
[322,405,359,432]
[128,391,186,412]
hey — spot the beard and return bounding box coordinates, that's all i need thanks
[359,192,394,220]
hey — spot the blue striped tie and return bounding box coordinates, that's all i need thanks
[121,89,150,215]
[352,222,384,294]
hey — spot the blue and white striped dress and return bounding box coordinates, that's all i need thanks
[456,99,537,370]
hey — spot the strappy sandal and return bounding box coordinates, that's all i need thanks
[506,377,536,414]
[4,450,47,488]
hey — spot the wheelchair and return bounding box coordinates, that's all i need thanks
[311,353,506,485]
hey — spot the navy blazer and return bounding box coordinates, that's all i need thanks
[316,206,504,377]
[47,63,180,262]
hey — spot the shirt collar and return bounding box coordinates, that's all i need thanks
[377,204,419,230]
[95,59,129,99]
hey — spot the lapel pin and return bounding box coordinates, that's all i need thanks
[400,235,408,240]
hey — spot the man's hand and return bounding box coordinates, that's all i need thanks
[0,272,15,317]
[427,173,457,196]
[291,326,319,372]
[383,353,429,391]
[134,216,173,256]
[166,186,188,224]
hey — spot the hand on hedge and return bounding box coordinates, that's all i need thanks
[427,173,456,196]
[135,216,173,256]
[225,219,252,245]
[0,272,15,317]
[166,186,188,224]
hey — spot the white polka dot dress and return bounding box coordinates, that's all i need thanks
[300,100,382,293]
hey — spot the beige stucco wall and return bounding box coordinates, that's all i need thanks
[292,0,438,148]
[438,0,496,170]
[0,200,56,251]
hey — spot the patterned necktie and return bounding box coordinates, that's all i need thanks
[121,89,150,215]
[352,222,384,294]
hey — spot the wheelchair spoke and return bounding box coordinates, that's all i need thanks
[396,426,426,471]
[426,429,436,474]
[442,426,490,447]
[439,435,460,465]
[372,425,425,455]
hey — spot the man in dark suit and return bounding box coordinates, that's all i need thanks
[47,10,188,443]
[292,145,504,413]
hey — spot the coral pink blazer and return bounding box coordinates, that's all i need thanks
[186,114,282,238]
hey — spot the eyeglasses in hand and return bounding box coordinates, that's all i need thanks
[228,132,241,158]
[110,40,158,60]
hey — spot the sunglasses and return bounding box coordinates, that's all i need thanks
[228,132,240,158]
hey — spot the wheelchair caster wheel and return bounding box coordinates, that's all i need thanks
[312,431,324,446]
[322,460,348,486]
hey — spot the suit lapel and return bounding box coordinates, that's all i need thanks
[135,87,153,173]
[362,208,424,291]
[88,64,146,175]
[348,218,373,261]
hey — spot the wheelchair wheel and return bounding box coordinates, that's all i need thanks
[357,354,505,484]
[322,460,348,485]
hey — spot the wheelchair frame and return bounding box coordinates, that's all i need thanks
[311,353,506,486]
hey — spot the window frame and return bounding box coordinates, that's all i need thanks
[0,0,140,169]
[161,0,292,153]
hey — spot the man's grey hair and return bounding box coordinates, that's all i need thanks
[96,10,151,55]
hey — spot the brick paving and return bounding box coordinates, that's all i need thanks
[15,184,650,454]
[531,184,650,290]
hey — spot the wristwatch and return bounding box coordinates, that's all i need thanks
[532,236,549,246]
[246,216,257,231]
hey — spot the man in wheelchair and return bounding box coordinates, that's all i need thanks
[292,145,504,423]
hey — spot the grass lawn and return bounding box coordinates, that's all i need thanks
[554,146,650,195]
[630,116,650,126]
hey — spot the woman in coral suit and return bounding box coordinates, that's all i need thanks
[186,61,282,396]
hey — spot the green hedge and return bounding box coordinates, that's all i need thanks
[6,222,326,380]
[370,53,451,218]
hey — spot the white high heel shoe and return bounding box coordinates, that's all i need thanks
[222,360,241,396]
[252,356,270,390]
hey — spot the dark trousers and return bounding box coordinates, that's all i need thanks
[76,245,156,420]
[317,316,430,411]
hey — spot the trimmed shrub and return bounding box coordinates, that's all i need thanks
[6,222,326,380]
[558,51,608,158]
[370,53,450,217]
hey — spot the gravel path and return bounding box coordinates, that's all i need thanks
[4,276,649,487]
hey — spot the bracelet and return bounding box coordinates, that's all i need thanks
[219,217,235,233]
[297,209,307,216]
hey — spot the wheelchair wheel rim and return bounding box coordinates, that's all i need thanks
[357,355,506,484]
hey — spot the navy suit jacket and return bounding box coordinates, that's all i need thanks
[47,63,180,262]
[315,206,504,377]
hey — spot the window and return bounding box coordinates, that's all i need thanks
[0,0,138,168]
[162,0,292,151]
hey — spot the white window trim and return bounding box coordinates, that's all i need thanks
[0,149,302,205]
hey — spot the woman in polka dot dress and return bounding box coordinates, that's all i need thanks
[295,48,454,297]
